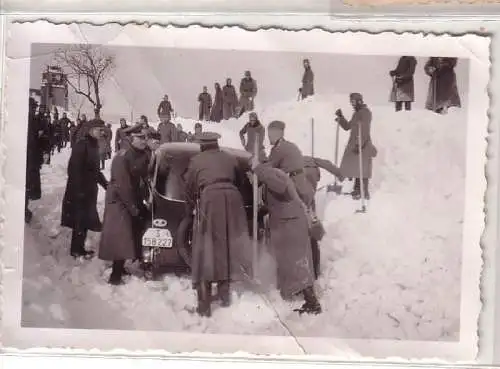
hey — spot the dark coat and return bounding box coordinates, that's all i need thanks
[222,85,238,120]
[210,85,224,122]
[59,117,72,141]
[337,105,376,179]
[115,125,130,151]
[157,121,178,144]
[254,163,314,298]
[239,78,258,113]
[61,135,108,232]
[185,148,250,284]
[239,120,266,161]
[103,126,113,155]
[26,111,45,201]
[157,100,174,121]
[268,138,314,207]
[198,92,212,121]
[99,147,150,261]
[424,57,461,112]
[301,67,314,99]
[303,156,343,191]
[390,56,417,103]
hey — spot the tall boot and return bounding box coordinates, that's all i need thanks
[395,101,402,112]
[216,280,231,307]
[196,281,212,317]
[362,178,370,200]
[294,286,322,315]
[310,238,320,280]
[108,260,126,285]
[351,178,361,199]
[70,228,94,259]
[404,101,412,111]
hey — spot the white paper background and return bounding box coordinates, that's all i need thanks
[0,10,499,369]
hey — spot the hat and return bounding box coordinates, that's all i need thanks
[349,92,363,101]
[268,120,285,131]
[249,112,258,119]
[131,131,147,139]
[195,131,221,143]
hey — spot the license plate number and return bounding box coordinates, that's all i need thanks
[142,228,173,248]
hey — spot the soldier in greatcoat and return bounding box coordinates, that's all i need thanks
[222,78,238,120]
[238,71,258,116]
[61,122,108,259]
[115,118,131,152]
[300,59,314,100]
[239,112,266,162]
[99,131,151,285]
[157,115,177,144]
[335,93,377,200]
[389,56,417,112]
[184,132,250,317]
[267,120,315,208]
[59,112,72,148]
[424,57,461,114]
[157,94,174,122]
[138,115,158,139]
[210,82,224,122]
[176,124,188,142]
[198,86,212,121]
[104,123,113,159]
[251,161,321,315]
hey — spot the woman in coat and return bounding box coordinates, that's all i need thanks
[210,83,224,122]
[61,122,108,259]
[335,93,376,200]
[389,56,417,112]
[424,57,461,114]
[252,162,321,315]
[99,131,151,285]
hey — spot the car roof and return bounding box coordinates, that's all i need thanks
[155,142,252,164]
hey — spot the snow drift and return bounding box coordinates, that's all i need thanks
[22,93,465,341]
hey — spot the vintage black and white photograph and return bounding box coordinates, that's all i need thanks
[1,22,490,361]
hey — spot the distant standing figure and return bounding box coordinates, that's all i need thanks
[59,112,72,148]
[424,57,461,114]
[139,115,157,139]
[198,86,212,121]
[176,124,188,142]
[335,93,377,200]
[301,59,314,99]
[115,118,131,152]
[104,123,113,159]
[157,115,177,144]
[389,56,417,112]
[157,94,174,122]
[239,112,266,162]
[238,71,258,116]
[210,82,223,122]
[222,78,238,120]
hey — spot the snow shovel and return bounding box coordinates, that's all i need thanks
[355,122,367,214]
[327,120,342,194]
[251,134,260,281]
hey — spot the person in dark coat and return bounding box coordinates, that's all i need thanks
[99,131,151,285]
[251,162,321,315]
[184,132,250,317]
[187,123,203,142]
[176,124,188,142]
[35,104,52,164]
[335,93,377,200]
[139,115,157,139]
[239,112,266,162]
[238,71,258,116]
[157,94,174,122]
[72,114,88,146]
[424,57,461,114]
[222,78,238,120]
[198,86,212,121]
[104,123,113,159]
[115,118,131,152]
[267,120,315,208]
[61,122,108,259]
[301,59,314,99]
[59,112,72,148]
[389,56,417,112]
[157,115,177,144]
[210,82,223,122]
[25,98,46,223]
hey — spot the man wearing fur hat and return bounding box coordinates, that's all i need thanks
[239,112,266,162]
[335,93,376,200]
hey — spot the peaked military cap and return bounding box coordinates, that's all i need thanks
[195,131,221,143]
[349,92,363,101]
[268,120,286,131]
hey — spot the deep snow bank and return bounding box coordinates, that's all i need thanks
[22,94,466,340]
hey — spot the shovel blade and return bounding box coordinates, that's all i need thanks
[326,183,342,194]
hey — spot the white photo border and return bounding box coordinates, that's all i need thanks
[0,21,492,363]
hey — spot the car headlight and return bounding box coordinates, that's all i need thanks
[142,248,152,262]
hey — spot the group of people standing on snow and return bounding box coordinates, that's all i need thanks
[389,56,461,114]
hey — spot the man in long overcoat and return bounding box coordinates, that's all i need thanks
[72,113,88,146]
[99,131,150,285]
[424,57,461,114]
[59,112,72,148]
[238,71,258,116]
[61,122,108,259]
[210,82,224,122]
[25,98,46,223]
[301,59,314,100]
[198,86,212,121]
[104,123,113,159]
[157,116,177,144]
[157,94,174,122]
[115,118,130,152]
[335,93,376,200]
[36,104,52,163]
[252,162,321,315]
[222,78,238,120]
[267,120,315,208]
[184,132,250,317]
[239,112,266,162]
[389,56,417,112]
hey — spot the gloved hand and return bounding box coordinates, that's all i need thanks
[389,70,397,77]
[335,108,343,118]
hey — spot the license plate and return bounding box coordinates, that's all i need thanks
[142,228,173,248]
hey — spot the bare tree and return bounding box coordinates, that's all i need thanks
[54,44,115,118]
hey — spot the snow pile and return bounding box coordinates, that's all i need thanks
[22,93,465,341]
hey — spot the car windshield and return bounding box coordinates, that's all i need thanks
[153,155,191,202]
